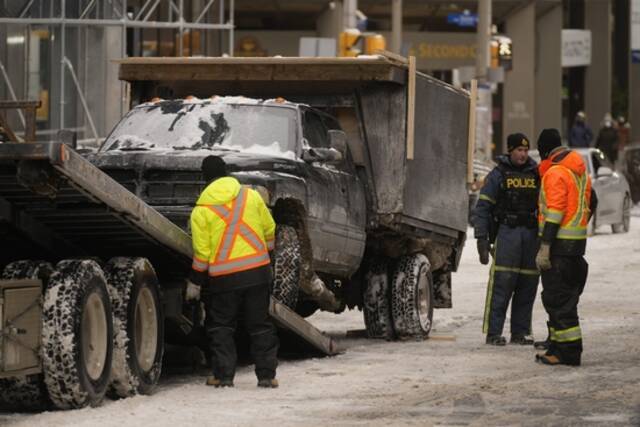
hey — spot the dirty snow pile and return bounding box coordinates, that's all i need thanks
[2,209,639,426]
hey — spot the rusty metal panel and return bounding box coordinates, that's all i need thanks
[359,83,407,214]
[0,280,42,375]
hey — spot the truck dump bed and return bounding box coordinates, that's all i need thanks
[0,141,337,355]
[118,56,471,242]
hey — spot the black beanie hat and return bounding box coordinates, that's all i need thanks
[537,128,562,160]
[202,155,228,182]
[507,133,530,152]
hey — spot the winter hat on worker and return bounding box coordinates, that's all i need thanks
[507,133,530,152]
[537,128,562,160]
[202,155,228,182]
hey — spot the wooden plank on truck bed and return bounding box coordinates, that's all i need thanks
[269,298,341,356]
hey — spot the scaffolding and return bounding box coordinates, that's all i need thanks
[0,0,235,143]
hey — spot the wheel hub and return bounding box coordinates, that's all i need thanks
[82,292,108,381]
[135,286,158,372]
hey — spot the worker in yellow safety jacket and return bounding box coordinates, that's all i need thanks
[186,155,279,388]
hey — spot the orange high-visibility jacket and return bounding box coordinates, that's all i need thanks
[190,177,275,278]
[538,149,592,240]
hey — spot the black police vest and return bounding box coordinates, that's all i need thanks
[494,165,539,227]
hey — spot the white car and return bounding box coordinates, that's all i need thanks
[529,148,631,234]
[576,148,631,234]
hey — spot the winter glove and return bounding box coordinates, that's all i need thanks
[185,280,201,302]
[477,239,490,265]
[536,243,552,271]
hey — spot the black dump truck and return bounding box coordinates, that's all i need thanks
[0,56,471,410]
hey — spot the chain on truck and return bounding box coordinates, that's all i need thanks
[0,55,473,411]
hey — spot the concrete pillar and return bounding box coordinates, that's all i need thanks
[391,0,402,53]
[476,0,491,81]
[585,0,612,133]
[317,1,343,39]
[535,4,563,139]
[503,2,535,152]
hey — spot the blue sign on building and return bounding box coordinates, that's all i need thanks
[632,50,640,64]
[447,12,478,28]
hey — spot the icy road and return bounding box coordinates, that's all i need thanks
[3,208,640,426]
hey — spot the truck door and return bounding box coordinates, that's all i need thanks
[321,113,366,276]
[301,109,351,276]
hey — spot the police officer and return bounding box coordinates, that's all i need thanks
[186,156,279,388]
[535,129,597,366]
[473,133,540,346]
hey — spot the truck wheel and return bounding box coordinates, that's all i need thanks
[42,259,113,409]
[612,196,631,234]
[0,260,53,411]
[105,257,164,398]
[363,261,394,339]
[2,259,54,285]
[391,254,434,340]
[272,225,301,309]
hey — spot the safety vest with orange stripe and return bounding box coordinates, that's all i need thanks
[190,177,276,279]
[538,148,592,241]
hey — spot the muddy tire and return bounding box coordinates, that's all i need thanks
[42,259,113,409]
[0,260,53,411]
[272,225,301,309]
[2,259,54,285]
[612,196,631,234]
[104,257,164,398]
[363,261,394,339]
[391,254,434,340]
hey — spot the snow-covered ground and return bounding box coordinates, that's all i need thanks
[3,208,640,426]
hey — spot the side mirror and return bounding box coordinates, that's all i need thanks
[57,129,77,150]
[327,130,347,157]
[597,166,613,178]
[301,147,343,164]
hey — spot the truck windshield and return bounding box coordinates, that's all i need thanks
[101,101,297,157]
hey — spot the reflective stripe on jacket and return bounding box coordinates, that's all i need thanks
[190,176,276,279]
[538,149,592,240]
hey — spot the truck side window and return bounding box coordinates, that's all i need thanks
[303,111,329,149]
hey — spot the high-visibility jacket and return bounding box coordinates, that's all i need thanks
[190,177,275,280]
[538,148,592,244]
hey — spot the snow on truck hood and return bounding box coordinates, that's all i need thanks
[101,96,300,161]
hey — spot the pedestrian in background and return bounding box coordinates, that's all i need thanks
[596,114,619,164]
[535,129,597,366]
[569,111,594,148]
[473,133,540,346]
[186,156,280,388]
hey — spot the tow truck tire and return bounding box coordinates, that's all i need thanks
[0,260,53,411]
[363,261,394,339]
[42,259,113,409]
[2,259,54,285]
[390,254,434,340]
[272,225,301,309]
[612,196,631,234]
[105,257,163,398]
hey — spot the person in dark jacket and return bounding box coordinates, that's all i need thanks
[535,129,597,366]
[569,111,594,148]
[473,133,540,346]
[596,116,619,164]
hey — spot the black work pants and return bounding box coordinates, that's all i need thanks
[540,255,588,364]
[204,283,279,381]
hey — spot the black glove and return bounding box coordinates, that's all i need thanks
[477,239,490,265]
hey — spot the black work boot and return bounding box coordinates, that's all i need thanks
[510,334,534,345]
[206,377,234,388]
[257,378,279,388]
[534,339,550,350]
[485,335,507,346]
